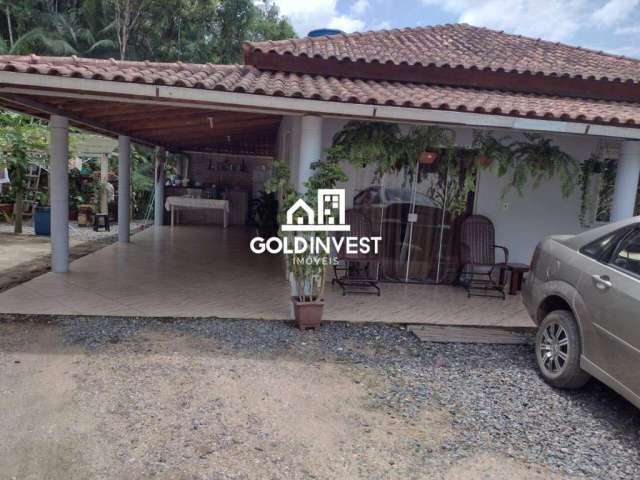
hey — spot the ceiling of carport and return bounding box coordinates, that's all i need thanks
[0,93,281,156]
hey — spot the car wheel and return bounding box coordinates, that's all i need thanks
[536,310,590,389]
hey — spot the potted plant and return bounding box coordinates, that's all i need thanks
[473,130,512,169]
[34,191,51,236]
[77,203,94,227]
[266,157,347,330]
[250,190,279,237]
[287,230,329,329]
[69,195,81,221]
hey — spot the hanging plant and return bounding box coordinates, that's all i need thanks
[328,121,404,181]
[472,130,512,171]
[473,131,577,199]
[578,153,605,227]
[327,121,455,183]
[509,134,578,197]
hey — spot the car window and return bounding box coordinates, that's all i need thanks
[580,228,630,262]
[610,229,640,277]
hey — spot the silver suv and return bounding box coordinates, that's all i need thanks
[523,217,640,408]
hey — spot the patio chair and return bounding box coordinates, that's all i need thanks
[332,209,381,296]
[459,215,509,299]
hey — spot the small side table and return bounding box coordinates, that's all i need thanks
[93,213,110,232]
[500,263,530,295]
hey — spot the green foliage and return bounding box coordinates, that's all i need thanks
[265,158,342,303]
[0,112,47,192]
[108,143,155,219]
[0,111,48,232]
[249,0,295,42]
[250,190,278,236]
[473,131,578,198]
[472,130,512,175]
[578,154,602,227]
[327,121,455,183]
[217,0,254,63]
[0,0,295,63]
[35,189,49,206]
[510,133,577,197]
[328,122,403,181]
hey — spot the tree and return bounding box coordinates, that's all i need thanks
[0,112,47,234]
[249,0,295,42]
[216,0,254,63]
[111,0,148,60]
[133,0,219,64]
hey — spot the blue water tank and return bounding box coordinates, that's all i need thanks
[307,29,344,38]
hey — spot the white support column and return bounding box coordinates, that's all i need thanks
[99,153,109,214]
[50,115,69,273]
[118,135,131,242]
[297,115,323,192]
[611,141,640,222]
[154,148,165,226]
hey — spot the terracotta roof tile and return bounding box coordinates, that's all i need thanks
[246,23,640,84]
[0,55,639,127]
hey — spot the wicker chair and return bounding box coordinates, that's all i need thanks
[332,209,381,296]
[459,215,509,299]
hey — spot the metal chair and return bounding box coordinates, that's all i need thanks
[459,215,509,299]
[332,209,381,296]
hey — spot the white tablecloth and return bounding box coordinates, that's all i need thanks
[164,196,229,227]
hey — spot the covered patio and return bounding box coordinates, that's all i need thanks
[0,25,639,332]
[0,224,530,327]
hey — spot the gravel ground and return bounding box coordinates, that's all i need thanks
[1,316,638,479]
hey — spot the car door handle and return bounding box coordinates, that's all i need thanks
[592,274,613,290]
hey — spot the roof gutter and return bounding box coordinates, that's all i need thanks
[1,71,639,141]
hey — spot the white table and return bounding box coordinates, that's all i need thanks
[164,196,229,228]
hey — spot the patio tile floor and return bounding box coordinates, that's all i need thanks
[0,225,534,328]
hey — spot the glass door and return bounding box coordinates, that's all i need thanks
[352,149,476,285]
[405,149,476,284]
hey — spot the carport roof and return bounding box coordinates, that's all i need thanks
[1,55,640,130]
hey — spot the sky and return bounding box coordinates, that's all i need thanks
[271,0,640,59]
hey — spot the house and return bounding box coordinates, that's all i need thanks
[287,198,315,226]
[0,24,638,322]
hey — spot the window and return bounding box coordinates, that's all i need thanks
[610,229,640,277]
[581,227,634,262]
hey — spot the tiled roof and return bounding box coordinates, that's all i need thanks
[0,56,640,127]
[246,23,640,84]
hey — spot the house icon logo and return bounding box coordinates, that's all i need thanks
[282,189,350,232]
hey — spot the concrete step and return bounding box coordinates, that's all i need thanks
[408,324,535,345]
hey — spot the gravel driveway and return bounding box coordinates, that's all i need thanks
[0,316,638,479]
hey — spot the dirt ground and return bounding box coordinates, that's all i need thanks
[0,319,571,480]
[0,232,106,293]
[0,222,145,293]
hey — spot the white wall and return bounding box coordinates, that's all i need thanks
[277,116,613,264]
[474,133,603,263]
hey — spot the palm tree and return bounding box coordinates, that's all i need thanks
[6,0,117,57]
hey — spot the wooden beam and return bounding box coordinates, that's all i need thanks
[122,115,279,135]
[174,133,277,150]
[150,125,279,145]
